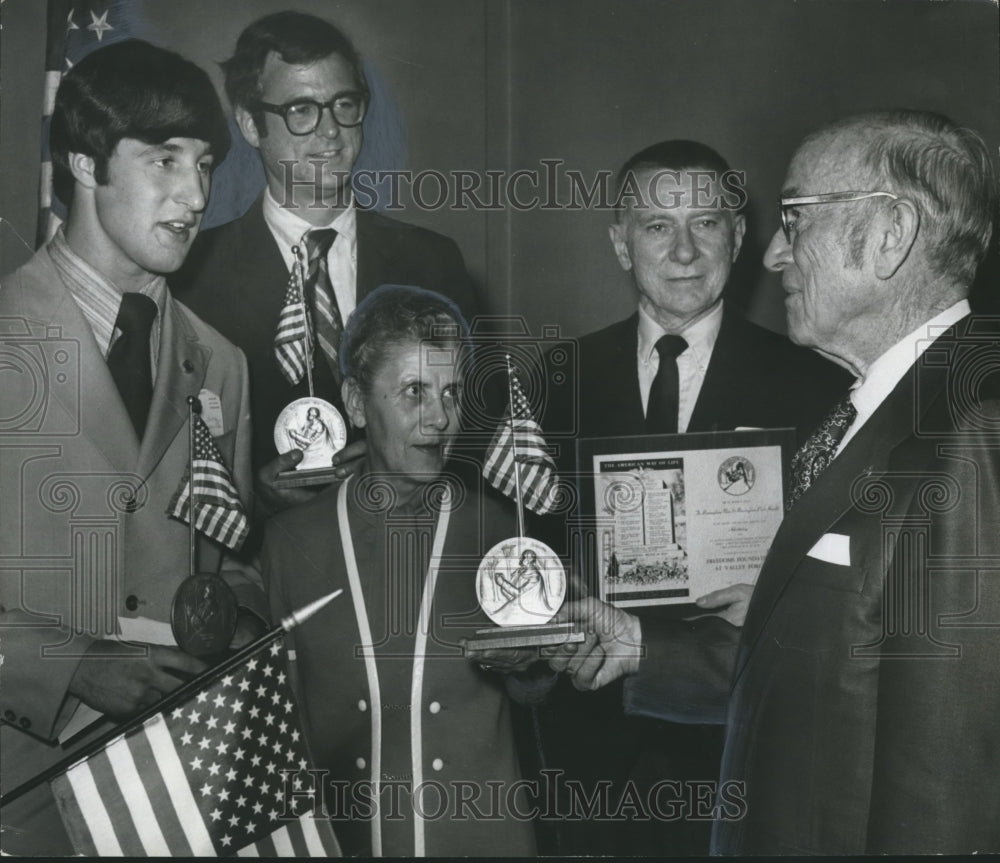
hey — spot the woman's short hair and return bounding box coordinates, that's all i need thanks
[340,284,470,393]
[50,39,230,205]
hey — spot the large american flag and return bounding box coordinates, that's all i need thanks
[39,0,135,245]
[273,260,311,387]
[167,415,250,551]
[483,366,561,515]
[50,638,341,856]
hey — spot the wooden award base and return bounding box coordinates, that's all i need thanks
[463,621,586,652]
[272,466,340,489]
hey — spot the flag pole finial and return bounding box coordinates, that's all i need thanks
[282,588,344,631]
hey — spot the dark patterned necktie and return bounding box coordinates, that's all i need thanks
[786,393,857,510]
[304,228,342,380]
[107,292,157,439]
[646,334,688,433]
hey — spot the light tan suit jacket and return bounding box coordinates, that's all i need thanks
[0,246,263,853]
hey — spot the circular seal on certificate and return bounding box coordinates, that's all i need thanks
[274,397,347,471]
[718,456,755,496]
[170,574,239,657]
[477,536,566,627]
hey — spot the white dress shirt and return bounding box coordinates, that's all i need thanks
[837,299,970,454]
[262,188,359,322]
[637,300,723,433]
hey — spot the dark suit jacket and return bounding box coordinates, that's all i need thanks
[171,197,479,471]
[533,305,851,856]
[262,476,534,857]
[629,315,1000,854]
[551,307,852,450]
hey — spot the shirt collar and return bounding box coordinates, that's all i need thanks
[48,227,167,356]
[637,300,723,369]
[850,299,971,419]
[262,186,357,265]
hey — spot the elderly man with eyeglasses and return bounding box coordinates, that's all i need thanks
[546,110,1000,855]
[171,11,478,516]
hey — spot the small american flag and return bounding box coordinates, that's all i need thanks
[167,415,250,551]
[274,262,310,386]
[50,638,341,856]
[483,367,560,515]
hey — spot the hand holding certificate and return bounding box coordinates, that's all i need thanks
[577,428,794,612]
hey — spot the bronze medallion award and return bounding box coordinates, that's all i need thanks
[170,573,239,657]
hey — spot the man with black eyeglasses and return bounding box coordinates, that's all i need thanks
[172,11,478,515]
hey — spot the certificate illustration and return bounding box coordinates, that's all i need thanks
[578,430,794,609]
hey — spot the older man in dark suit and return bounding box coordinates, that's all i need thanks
[549,139,848,446]
[535,139,850,857]
[550,111,1000,855]
[171,11,477,513]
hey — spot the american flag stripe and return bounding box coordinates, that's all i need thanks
[58,718,333,857]
[483,416,560,514]
[62,761,123,854]
[88,748,152,855]
[52,639,341,857]
[105,736,172,854]
[128,728,197,853]
[144,716,217,854]
[274,263,310,386]
[167,415,250,551]
[39,1,134,245]
[298,815,329,855]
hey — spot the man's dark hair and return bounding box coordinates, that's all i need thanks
[222,11,368,135]
[614,139,741,219]
[50,39,230,205]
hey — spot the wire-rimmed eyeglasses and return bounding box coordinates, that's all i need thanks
[778,191,899,242]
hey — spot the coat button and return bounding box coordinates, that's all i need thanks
[428,701,441,714]
[125,595,139,611]
[358,699,367,712]
[19,717,31,730]
[356,757,366,770]
[431,758,444,772]
[3,710,14,722]
[182,360,195,373]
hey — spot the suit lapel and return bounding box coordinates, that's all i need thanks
[734,354,945,679]
[689,309,741,433]
[603,314,645,434]
[137,298,208,479]
[22,257,140,473]
[355,208,389,301]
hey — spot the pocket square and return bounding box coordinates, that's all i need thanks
[806,533,851,566]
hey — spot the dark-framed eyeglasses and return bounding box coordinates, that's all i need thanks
[778,191,899,242]
[257,91,368,135]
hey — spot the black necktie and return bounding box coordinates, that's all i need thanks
[107,292,157,439]
[304,229,342,380]
[646,334,688,433]
[786,393,858,510]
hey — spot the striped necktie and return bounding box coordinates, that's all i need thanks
[304,229,342,381]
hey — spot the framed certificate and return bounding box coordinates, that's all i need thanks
[575,428,795,611]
